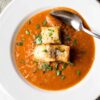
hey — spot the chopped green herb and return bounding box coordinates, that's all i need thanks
[43,49,48,52]
[48,29,54,36]
[76,70,81,76]
[68,61,75,66]
[16,42,23,46]
[35,35,42,44]
[36,24,40,29]
[73,39,77,45]
[56,70,61,76]
[42,19,47,26]
[25,30,30,35]
[62,63,67,70]
[61,75,65,80]
[40,64,52,72]
[55,63,59,70]
[48,29,54,32]
[66,35,71,41]
[49,33,53,36]
[47,66,52,71]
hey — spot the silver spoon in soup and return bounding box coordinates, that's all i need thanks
[50,10,100,39]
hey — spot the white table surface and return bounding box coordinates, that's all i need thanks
[0,1,14,100]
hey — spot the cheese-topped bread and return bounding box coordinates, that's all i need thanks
[33,44,70,63]
[55,45,70,63]
[33,45,55,62]
[41,26,61,44]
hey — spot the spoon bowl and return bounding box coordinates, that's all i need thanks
[50,10,100,39]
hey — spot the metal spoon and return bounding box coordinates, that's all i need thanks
[50,10,100,39]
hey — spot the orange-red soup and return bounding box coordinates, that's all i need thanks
[14,7,95,90]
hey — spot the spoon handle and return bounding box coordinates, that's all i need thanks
[82,27,100,39]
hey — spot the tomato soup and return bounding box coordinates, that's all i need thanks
[14,7,95,90]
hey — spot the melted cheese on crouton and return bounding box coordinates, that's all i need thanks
[41,27,61,44]
[33,45,70,63]
[33,45,55,62]
[55,45,70,63]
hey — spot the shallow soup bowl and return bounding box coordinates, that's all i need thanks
[0,0,100,100]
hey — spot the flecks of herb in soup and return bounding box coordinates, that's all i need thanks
[42,19,47,26]
[66,35,71,41]
[25,30,30,35]
[55,63,59,70]
[39,63,53,72]
[73,39,77,45]
[62,63,67,70]
[76,70,81,76]
[61,75,65,80]
[35,35,42,44]
[16,41,23,46]
[36,24,40,29]
[56,70,61,76]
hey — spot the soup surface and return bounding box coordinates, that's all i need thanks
[14,7,95,90]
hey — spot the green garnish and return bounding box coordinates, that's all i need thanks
[47,66,52,71]
[61,75,65,80]
[55,63,59,70]
[16,42,23,46]
[25,30,30,35]
[62,63,67,70]
[73,39,77,45]
[66,35,71,41]
[48,29,54,36]
[42,19,47,26]
[49,33,53,36]
[68,61,75,66]
[35,35,42,44]
[39,64,52,72]
[48,29,54,32]
[56,70,61,76]
[43,49,48,52]
[76,70,81,76]
[36,24,40,29]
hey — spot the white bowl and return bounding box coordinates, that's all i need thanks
[0,0,100,100]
